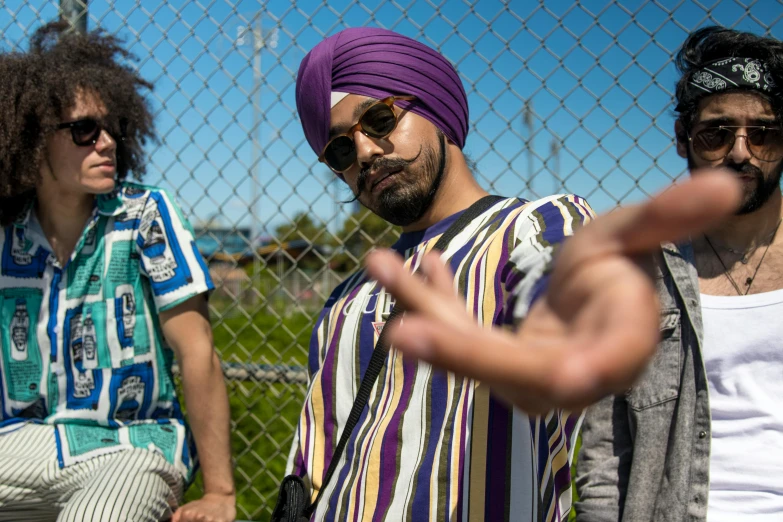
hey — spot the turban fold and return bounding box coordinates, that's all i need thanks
[296,27,469,156]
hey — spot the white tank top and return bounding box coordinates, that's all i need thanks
[701,288,783,521]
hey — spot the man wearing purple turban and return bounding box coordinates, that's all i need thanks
[283,27,741,522]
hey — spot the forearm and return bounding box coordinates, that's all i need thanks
[180,348,235,497]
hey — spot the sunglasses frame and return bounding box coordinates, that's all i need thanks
[319,95,417,173]
[56,117,128,147]
[688,125,783,162]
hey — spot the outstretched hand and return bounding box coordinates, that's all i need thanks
[365,171,741,413]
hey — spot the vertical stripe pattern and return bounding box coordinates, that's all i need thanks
[287,195,595,521]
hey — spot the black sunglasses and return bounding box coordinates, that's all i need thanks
[689,125,783,162]
[319,95,416,173]
[56,117,128,147]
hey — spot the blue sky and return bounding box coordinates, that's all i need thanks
[2,0,782,236]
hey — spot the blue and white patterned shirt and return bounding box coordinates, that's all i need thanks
[0,182,213,478]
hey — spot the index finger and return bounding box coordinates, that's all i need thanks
[553,170,740,284]
[575,170,740,255]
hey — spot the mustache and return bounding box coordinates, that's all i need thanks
[354,148,423,198]
[726,162,764,178]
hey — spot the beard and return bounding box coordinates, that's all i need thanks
[687,152,783,215]
[356,132,447,227]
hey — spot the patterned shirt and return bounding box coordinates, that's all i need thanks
[0,182,213,479]
[287,195,595,521]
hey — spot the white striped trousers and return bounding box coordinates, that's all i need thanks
[0,423,184,522]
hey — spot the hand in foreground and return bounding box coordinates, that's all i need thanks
[365,171,741,414]
[171,493,236,522]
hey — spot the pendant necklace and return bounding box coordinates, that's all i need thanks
[704,218,782,296]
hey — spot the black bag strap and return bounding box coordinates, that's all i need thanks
[304,195,503,517]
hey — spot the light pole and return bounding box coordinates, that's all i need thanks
[523,101,534,196]
[61,0,88,34]
[550,138,561,194]
[237,16,278,302]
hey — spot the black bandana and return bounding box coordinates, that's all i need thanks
[687,57,777,98]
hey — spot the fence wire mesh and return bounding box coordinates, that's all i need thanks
[2,0,782,518]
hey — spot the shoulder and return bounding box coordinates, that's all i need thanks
[323,269,371,310]
[476,194,593,246]
[116,182,173,203]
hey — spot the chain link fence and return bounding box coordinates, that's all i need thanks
[2,0,782,518]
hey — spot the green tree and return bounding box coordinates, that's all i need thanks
[274,211,330,244]
[333,207,399,272]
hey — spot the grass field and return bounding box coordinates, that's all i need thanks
[184,300,315,521]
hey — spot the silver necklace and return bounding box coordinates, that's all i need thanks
[704,218,782,296]
[707,220,782,264]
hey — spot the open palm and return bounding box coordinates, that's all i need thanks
[365,171,740,413]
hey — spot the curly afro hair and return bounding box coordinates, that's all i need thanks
[674,26,783,140]
[0,21,155,226]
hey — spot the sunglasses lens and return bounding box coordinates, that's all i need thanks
[361,103,397,138]
[70,119,100,146]
[748,128,783,161]
[324,136,356,172]
[693,127,733,160]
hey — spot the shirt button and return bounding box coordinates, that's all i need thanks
[699,431,707,439]
[53,326,60,334]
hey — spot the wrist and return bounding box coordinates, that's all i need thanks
[203,488,236,501]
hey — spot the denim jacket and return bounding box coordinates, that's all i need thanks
[575,242,712,522]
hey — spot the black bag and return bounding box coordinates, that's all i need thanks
[270,195,503,522]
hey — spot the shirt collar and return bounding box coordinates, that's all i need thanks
[12,188,126,231]
[96,187,127,217]
[11,198,35,230]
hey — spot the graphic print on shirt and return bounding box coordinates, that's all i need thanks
[66,220,105,300]
[114,283,136,352]
[0,184,214,477]
[137,192,192,296]
[114,185,148,231]
[109,362,154,423]
[105,241,151,362]
[64,423,121,456]
[129,422,179,464]
[0,290,43,405]
[1,228,47,278]
[63,305,103,408]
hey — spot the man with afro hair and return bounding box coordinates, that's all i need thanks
[0,22,235,522]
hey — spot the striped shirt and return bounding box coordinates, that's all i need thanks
[0,182,213,479]
[287,195,595,521]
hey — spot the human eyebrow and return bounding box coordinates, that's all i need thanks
[694,117,732,129]
[751,118,778,127]
[327,98,378,139]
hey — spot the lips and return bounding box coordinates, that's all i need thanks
[370,168,402,191]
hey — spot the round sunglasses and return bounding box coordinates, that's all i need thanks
[56,117,128,146]
[689,125,783,162]
[319,95,416,173]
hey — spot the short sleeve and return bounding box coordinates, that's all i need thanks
[134,188,214,312]
[502,194,595,327]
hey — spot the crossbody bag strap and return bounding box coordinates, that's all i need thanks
[304,194,504,517]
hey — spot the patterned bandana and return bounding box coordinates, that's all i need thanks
[687,57,777,97]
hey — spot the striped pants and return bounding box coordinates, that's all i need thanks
[0,424,184,522]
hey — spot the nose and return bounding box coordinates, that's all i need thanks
[725,129,753,164]
[353,129,385,171]
[95,128,117,153]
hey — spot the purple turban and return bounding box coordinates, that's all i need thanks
[296,27,469,157]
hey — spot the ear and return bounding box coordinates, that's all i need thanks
[674,120,688,159]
